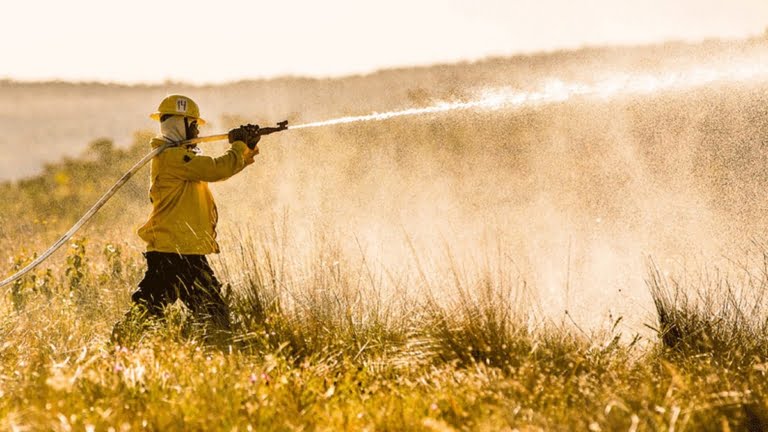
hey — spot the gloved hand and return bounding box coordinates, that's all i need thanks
[228,124,261,149]
[244,145,259,166]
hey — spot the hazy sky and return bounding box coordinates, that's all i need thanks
[1,0,766,84]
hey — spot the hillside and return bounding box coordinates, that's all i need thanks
[2,37,766,180]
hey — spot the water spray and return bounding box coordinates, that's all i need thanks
[3,61,768,289]
[290,62,768,129]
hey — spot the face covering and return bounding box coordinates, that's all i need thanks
[159,116,188,143]
[159,116,201,154]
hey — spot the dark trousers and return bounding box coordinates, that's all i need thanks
[130,251,231,331]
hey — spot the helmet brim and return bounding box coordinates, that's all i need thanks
[149,112,207,126]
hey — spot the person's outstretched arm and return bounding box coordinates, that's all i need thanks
[166,140,250,182]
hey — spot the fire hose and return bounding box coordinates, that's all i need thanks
[0,121,289,290]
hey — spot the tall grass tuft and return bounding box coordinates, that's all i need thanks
[647,258,768,366]
[422,273,533,369]
[224,231,411,363]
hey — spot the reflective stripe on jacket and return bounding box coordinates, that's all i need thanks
[138,137,249,255]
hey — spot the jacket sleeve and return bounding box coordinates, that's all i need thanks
[167,141,249,182]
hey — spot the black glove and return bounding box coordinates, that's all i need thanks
[228,124,261,149]
[228,126,246,144]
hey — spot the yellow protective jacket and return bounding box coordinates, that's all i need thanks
[137,137,249,255]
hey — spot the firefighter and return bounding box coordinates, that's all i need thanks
[113,94,260,344]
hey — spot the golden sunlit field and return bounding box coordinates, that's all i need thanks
[3,39,768,430]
